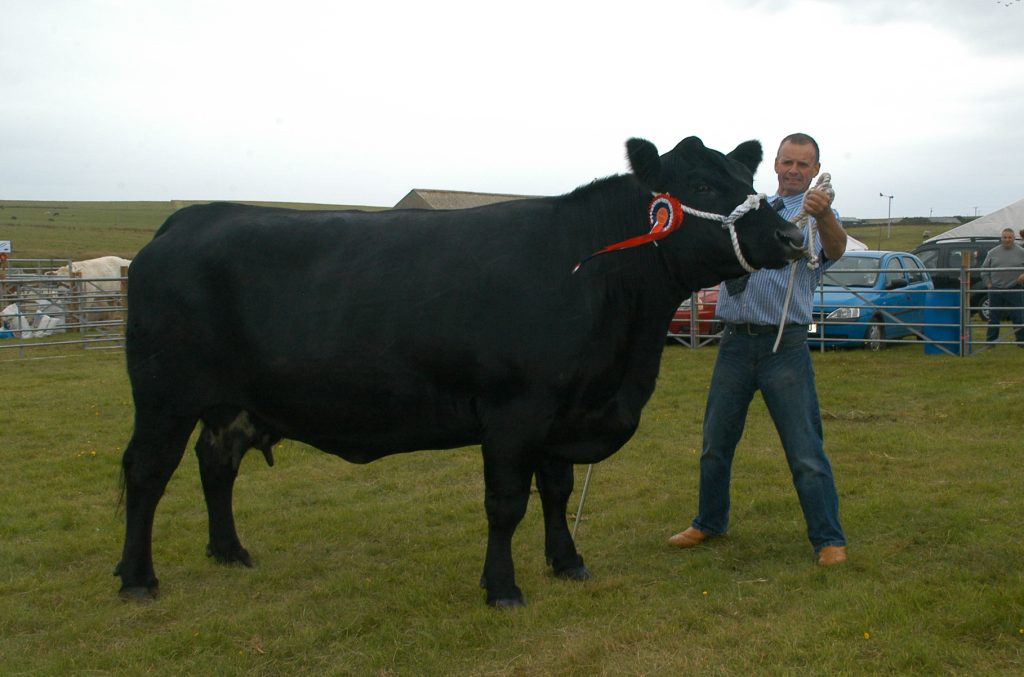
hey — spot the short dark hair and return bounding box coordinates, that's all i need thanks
[778,133,820,164]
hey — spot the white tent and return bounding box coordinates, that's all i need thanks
[923,197,1024,243]
[846,234,868,251]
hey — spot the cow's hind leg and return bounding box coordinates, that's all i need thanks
[536,457,590,581]
[115,408,196,600]
[196,409,279,567]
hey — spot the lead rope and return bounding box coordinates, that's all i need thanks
[772,173,833,352]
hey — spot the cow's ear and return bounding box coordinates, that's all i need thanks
[727,140,763,174]
[627,138,661,188]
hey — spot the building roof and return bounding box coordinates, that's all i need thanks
[393,189,535,210]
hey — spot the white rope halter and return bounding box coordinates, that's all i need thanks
[678,193,766,274]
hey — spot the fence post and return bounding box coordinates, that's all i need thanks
[960,251,970,356]
[68,271,83,337]
[688,291,698,349]
[0,255,8,314]
[117,265,129,334]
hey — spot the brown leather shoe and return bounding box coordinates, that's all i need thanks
[817,545,847,566]
[668,526,709,548]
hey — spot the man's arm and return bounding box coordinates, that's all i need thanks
[803,188,847,261]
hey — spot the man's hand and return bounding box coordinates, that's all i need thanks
[804,185,846,261]
[803,188,834,219]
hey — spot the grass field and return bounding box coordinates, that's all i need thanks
[2,344,1023,675]
[2,204,1021,674]
[0,200,381,261]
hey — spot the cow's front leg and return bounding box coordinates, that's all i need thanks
[536,456,590,581]
[479,444,534,608]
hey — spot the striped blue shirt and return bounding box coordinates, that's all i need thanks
[714,192,840,326]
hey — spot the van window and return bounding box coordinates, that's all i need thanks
[916,248,938,268]
[903,257,927,283]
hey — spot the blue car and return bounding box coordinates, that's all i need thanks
[808,250,934,351]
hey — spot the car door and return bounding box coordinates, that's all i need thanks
[899,255,932,329]
[881,255,914,328]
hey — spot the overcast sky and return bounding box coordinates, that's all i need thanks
[2,0,1022,218]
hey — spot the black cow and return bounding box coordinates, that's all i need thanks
[115,136,805,607]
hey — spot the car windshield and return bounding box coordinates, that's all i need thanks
[822,256,880,287]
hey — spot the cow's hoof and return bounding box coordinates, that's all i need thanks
[206,543,253,567]
[488,596,526,609]
[554,564,592,581]
[118,585,158,602]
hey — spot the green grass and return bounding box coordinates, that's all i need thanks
[0,200,382,261]
[2,344,1023,675]
[848,222,936,253]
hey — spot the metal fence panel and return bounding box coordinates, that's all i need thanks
[665,262,1024,355]
[1,259,127,358]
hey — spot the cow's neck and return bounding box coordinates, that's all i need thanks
[563,174,689,308]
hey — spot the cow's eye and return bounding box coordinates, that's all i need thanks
[695,183,712,194]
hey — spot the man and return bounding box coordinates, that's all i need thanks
[980,228,1024,345]
[668,133,848,566]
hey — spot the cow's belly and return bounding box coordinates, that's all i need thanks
[234,368,642,465]
[544,397,645,465]
[244,375,484,463]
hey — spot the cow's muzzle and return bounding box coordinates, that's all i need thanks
[777,230,807,260]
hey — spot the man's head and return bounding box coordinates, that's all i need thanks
[774,133,821,197]
[1001,228,1015,248]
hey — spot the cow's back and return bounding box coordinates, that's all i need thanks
[127,200,652,457]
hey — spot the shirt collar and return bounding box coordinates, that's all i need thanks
[768,192,804,212]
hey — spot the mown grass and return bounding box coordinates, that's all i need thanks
[2,343,1023,675]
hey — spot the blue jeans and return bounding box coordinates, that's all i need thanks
[986,287,1024,342]
[692,324,846,551]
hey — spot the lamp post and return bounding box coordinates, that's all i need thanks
[880,192,894,239]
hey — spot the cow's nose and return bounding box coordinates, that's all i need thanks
[776,230,807,258]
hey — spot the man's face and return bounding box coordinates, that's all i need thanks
[1001,230,1015,248]
[774,141,820,197]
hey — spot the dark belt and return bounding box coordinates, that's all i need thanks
[727,322,806,335]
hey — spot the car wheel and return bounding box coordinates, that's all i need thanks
[980,296,991,322]
[866,318,885,351]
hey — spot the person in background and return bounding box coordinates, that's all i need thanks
[980,228,1024,345]
[668,132,849,566]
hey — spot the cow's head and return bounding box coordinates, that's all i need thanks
[627,136,805,287]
